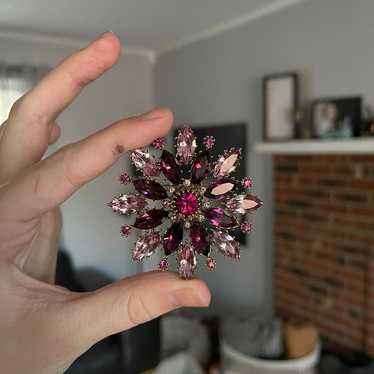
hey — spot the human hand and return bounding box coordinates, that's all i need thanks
[0,32,210,374]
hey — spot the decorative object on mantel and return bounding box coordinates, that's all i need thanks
[263,72,299,141]
[110,126,262,279]
[311,96,362,139]
[362,105,374,136]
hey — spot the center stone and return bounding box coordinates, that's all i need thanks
[175,192,199,215]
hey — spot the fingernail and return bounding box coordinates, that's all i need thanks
[137,109,164,121]
[169,288,210,308]
[137,107,173,121]
[100,30,117,39]
[91,31,116,45]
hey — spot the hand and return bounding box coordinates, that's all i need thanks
[0,32,210,374]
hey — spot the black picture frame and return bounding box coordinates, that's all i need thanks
[263,72,299,141]
[311,96,362,139]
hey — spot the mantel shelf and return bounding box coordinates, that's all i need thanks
[254,138,374,155]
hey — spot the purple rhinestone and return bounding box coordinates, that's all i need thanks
[163,222,183,256]
[191,152,210,183]
[121,225,132,237]
[204,207,237,228]
[160,150,181,184]
[152,137,166,150]
[207,257,216,270]
[134,179,167,200]
[159,258,169,270]
[133,209,167,229]
[190,222,210,256]
[119,173,131,185]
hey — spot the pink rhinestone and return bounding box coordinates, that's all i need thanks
[203,135,215,149]
[152,137,166,150]
[142,162,160,177]
[176,127,197,164]
[119,173,131,185]
[159,258,169,271]
[121,224,132,237]
[175,192,200,215]
[241,222,252,234]
[241,177,252,188]
[207,257,216,270]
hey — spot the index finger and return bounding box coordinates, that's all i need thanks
[0,108,173,221]
[12,31,121,124]
[0,32,122,182]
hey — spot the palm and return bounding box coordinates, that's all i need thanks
[13,207,62,283]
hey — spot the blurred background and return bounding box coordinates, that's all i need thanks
[1,0,374,373]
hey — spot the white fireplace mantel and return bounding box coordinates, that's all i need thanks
[254,138,374,155]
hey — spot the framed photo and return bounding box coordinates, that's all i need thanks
[263,72,299,141]
[311,96,362,139]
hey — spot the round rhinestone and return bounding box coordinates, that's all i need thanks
[207,257,216,270]
[175,192,200,216]
[159,258,169,271]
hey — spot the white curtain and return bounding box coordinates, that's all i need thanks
[0,62,44,125]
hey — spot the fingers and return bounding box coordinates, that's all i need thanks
[0,107,173,221]
[67,271,211,347]
[0,32,121,181]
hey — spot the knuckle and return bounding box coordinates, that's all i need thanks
[9,96,26,117]
[55,144,81,190]
[9,92,48,124]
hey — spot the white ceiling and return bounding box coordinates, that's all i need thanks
[0,0,305,58]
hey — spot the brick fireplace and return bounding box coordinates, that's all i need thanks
[273,155,374,355]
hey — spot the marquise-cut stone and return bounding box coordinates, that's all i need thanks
[204,179,236,200]
[176,127,197,164]
[163,222,183,256]
[134,179,167,200]
[227,194,263,214]
[191,152,210,183]
[190,222,210,255]
[131,149,159,177]
[160,150,181,184]
[110,194,147,215]
[242,194,263,211]
[213,148,241,177]
[211,230,240,259]
[142,162,160,177]
[132,231,161,261]
[204,207,237,228]
[177,245,197,279]
[133,209,167,229]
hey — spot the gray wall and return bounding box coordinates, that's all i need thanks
[155,0,374,314]
[0,36,154,279]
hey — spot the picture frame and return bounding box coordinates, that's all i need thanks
[263,72,299,141]
[311,96,362,139]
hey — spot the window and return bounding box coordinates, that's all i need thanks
[0,65,37,125]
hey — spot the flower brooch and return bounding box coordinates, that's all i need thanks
[110,127,262,279]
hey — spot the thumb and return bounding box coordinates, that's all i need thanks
[64,271,211,349]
